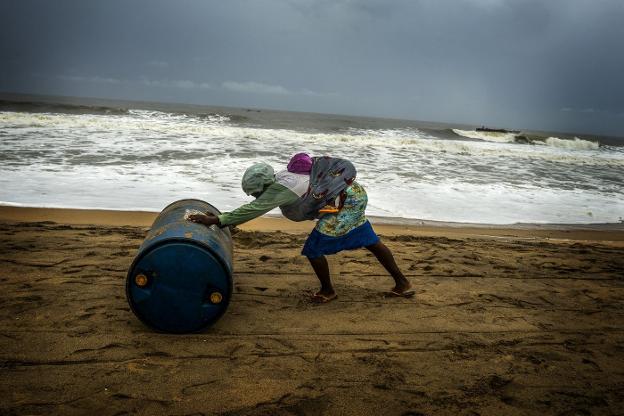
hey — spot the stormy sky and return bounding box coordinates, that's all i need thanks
[1,0,623,136]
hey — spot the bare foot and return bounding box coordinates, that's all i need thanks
[311,291,337,303]
[388,282,415,298]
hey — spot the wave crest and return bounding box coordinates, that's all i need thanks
[453,128,601,151]
[452,129,517,143]
[544,136,600,150]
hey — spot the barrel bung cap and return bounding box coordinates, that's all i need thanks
[135,273,149,287]
[210,292,223,304]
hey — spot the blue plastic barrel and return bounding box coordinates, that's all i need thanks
[126,199,233,333]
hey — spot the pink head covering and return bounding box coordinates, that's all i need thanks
[287,153,313,174]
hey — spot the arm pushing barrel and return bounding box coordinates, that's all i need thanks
[188,180,299,227]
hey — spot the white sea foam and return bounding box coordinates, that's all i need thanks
[365,180,624,224]
[1,109,623,224]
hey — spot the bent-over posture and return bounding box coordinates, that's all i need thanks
[189,155,413,303]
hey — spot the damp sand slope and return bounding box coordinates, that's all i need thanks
[0,219,623,415]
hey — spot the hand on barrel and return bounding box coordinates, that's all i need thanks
[188,212,220,227]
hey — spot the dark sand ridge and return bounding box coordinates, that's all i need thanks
[0,207,623,415]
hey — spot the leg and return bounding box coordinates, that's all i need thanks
[365,240,413,294]
[307,255,336,299]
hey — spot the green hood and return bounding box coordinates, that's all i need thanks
[241,163,275,195]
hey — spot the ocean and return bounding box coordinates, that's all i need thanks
[1,94,623,225]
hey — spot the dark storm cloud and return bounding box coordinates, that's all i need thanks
[1,0,622,135]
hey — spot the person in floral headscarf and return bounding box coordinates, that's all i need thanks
[189,153,413,303]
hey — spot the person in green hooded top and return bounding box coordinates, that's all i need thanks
[188,154,413,303]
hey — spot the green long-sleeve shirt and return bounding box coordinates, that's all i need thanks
[218,182,300,227]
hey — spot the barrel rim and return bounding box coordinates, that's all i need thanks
[160,198,223,215]
[126,237,233,334]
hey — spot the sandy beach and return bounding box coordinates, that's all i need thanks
[1,206,623,415]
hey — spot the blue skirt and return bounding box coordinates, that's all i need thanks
[302,220,380,259]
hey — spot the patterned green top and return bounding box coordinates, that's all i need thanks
[315,181,368,237]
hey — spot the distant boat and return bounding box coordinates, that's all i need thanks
[476,126,520,134]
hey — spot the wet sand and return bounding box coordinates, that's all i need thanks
[1,207,623,415]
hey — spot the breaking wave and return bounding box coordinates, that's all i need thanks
[452,129,518,144]
[544,136,600,150]
[452,128,601,151]
[0,111,621,167]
